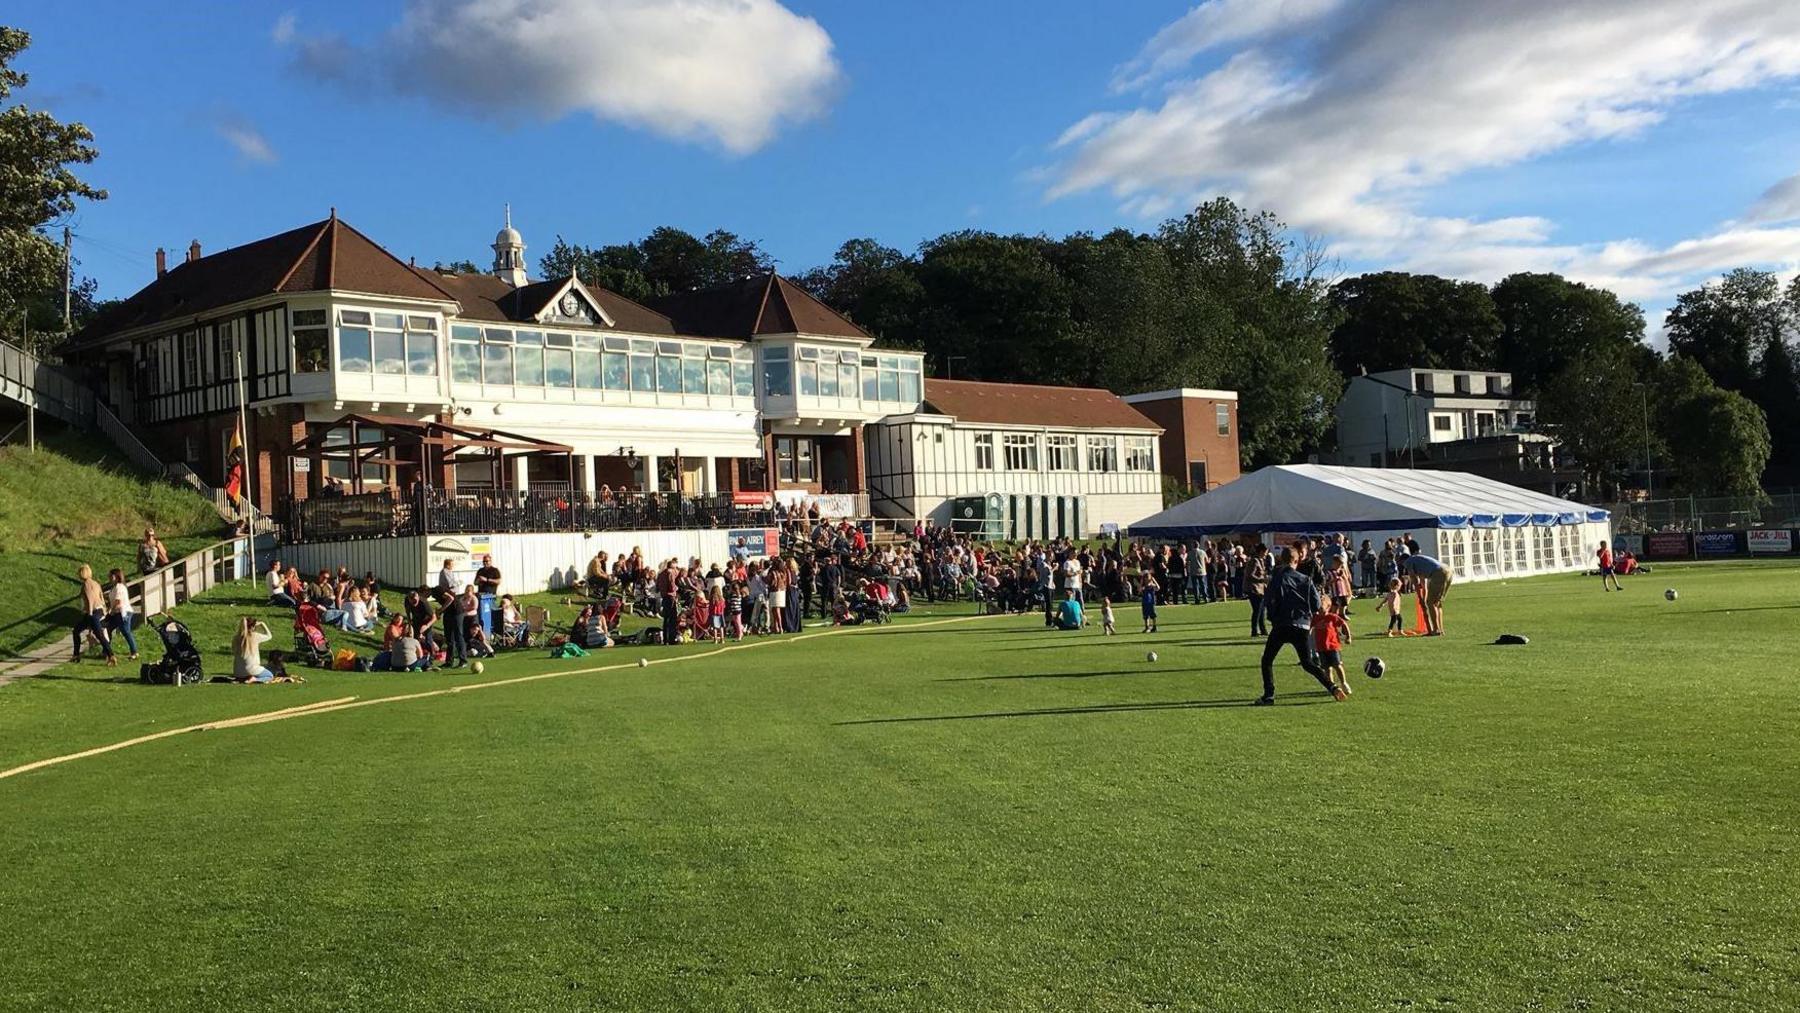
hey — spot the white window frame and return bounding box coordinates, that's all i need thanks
[973,433,994,471]
[1046,434,1078,471]
[1003,433,1038,472]
[1124,435,1156,472]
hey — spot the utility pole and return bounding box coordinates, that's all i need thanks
[235,338,258,576]
[21,309,33,453]
[62,226,73,335]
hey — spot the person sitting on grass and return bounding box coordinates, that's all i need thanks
[232,616,275,683]
[137,528,169,575]
[387,623,431,672]
[265,559,293,607]
[1055,591,1084,630]
[336,587,373,632]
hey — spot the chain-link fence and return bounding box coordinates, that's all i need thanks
[1602,492,1800,533]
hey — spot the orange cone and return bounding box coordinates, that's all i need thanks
[1408,594,1428,636]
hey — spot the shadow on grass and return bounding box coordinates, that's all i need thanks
[1661,604,1800,616]
[1007,637,1260,651]
[835,693,1332,725]
[938,664,1256,682]
[37,671,139,685]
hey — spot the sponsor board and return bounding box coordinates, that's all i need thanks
[727,528,779,557]
[773,490,858,516]
[1747,528,1793,554]
[1644,532,1691,559]
[1694,531,1740,555]
[731,491,773,508]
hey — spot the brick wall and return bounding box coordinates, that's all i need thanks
[1128,393,1241,491]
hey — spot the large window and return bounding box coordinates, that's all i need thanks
[1216,403,1231,436]
[337,310,372,374]
[1046,434,1078,471]
[798,346,820,396]
[776,436,816,483]
[406,316,438,375]
[860,354,923,404]
[733,347,754,397]
[762,347,792,397]
[450,324,481,382]
[1003,433,1038,471]
[293,309,330,373]
[630,339,656,392]
[1085,436,1117,473]
[974,433,994,470]
[483,328,514,385]
[544,332,573,388]
[1124,436,1156,472]
[657,341,682,393]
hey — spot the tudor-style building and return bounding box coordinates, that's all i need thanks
[63,211,929,516]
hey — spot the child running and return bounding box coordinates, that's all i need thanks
[1101,596,1116,636]
[1380,578,1404,636]
[1140,574,1160,633]
[1311,601,1353,695]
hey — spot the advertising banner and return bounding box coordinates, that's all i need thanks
[1694,531,1741,556]
[731,491,773,508]
[1644,532,1691,559]
[1614,534,1644,556]
[727,528,779,558]
[1747,528,1794,554]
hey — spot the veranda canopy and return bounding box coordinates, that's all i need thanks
[1131,464,1608,538]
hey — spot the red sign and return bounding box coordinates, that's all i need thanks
[1644,532,1690,559]
[731,492,773,508]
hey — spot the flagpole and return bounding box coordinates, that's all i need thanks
[234,338,258,578]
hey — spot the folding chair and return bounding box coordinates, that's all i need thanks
[524,605,549,648]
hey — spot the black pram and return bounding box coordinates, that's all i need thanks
[139,614,204,686]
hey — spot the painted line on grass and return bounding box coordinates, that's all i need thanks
[0,611,1015,783]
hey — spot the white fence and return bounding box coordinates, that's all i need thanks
[130,535,261,616]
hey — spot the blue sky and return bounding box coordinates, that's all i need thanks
[17,1,1800,333]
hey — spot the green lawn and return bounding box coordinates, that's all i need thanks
[1,562,1797,1011]
[0,423,222,658]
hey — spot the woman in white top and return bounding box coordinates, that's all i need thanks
[233,617,274,683]
[337,587,372,632]
[104,567,139,660]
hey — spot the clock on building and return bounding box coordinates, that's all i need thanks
[559,292,582,317]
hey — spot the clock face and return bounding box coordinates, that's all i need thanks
[559,292,582,317]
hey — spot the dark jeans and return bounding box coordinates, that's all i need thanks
[1259,625,1334,700]
[661,595,679,644]
[105,612,138,655]
[1247,591,1268,637]
[72,608,111,658]
[445,616,468,663]
[1168,574,1186,604]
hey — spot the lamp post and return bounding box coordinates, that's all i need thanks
[1632,382,1652,501]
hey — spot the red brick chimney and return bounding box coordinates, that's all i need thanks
[187,239,202,264]
[155,247,167,277]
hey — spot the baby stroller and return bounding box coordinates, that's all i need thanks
[832,591,891,626]
[293,601,331,667]
[139,614,204,686]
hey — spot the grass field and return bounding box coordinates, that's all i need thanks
[0,422,222,657]
[2,562,1798,1010]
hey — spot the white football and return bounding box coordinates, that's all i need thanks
[1146,651,1158,663]
[470,660,484,675]
[638,657,649,668]
[1664,588,1678,601]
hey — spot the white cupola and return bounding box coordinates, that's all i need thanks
[491,204,528,287]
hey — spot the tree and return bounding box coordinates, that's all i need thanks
[538,227,773,301]
[0,27,106,343]
[1327,272,1500,374]
[909,231,1080,384]
[431,259,479,274]
[1490,273,1644,394]
[1662,387,1771,497]
[1535,343,1656,496]
[1664,268,1786,394]
[792,238,924,346]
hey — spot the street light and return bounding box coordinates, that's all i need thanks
[1632,382,1652,500]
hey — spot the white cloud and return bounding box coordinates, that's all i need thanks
[280,0,842,155]
[1049,0,1800,306]
[271,11,298,45]
[215,117,277,165]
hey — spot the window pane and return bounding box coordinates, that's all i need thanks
[338,327,372,373]
[407,334,437,375]
[576,350,602,389]
[839,363,858,396]
[898,370,920,403]
[602,351,628,390]
[657,355,681,392]
[485,328,513,344]
[451,324,481,341]
[545,347,574,388]
[763,360,792,397]
[818,362,838,397]
[483,343,513,385]
[683,357,705,394]
[295,328,330,373]
[515,345,544,386]
[407,315,437,332]
[516,330,544,347]
[372,312,403,329]
[733,360,753,397]
[373,330,405,374]
[340,310,372,326]
[708,359,730,396]
[574,334,601,350]
[799,361,818,396]
[631,354,655,392]
[797,440,814,481]
[451,342,480,383]
[546,332,572,347]
[293,309,328,327]
[880,370,899,401]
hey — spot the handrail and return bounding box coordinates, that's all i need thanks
[0,335,93,427]
[93,399,166,475]
[124,534,261,618]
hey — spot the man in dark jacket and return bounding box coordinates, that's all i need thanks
[1258,547,1344,704]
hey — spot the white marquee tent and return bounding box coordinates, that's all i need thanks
[1130,464,1611,582]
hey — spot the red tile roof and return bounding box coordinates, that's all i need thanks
[922,378,1162,431]
[646,272,875,342]
[415,271,678,334]
[67,215,458,349]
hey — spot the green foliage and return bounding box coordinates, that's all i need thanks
[539,226,774,302]
[3,564,1799,1010]
[1328,271,1501,374]
[0,423,220,654]
[431,259,479,274]
[1661,385,1772,497]
[1491,272,1645,394]
[0,28,106,341]
[1534,342,1655,495]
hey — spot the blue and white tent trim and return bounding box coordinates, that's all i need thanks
[1130,464,1611,582]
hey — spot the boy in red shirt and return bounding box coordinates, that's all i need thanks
[1596,540,1622,591]
[1311,601,1354,695]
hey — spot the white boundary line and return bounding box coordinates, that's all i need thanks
[0,611,1013,784]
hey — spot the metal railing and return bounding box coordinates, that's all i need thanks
[93,399,166,475]
[284,486,781,543]
[0,336,93,427]
[1603,492,1800,533]
[130,535,261,616]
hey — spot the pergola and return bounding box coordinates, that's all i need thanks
[291,413,575,494]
